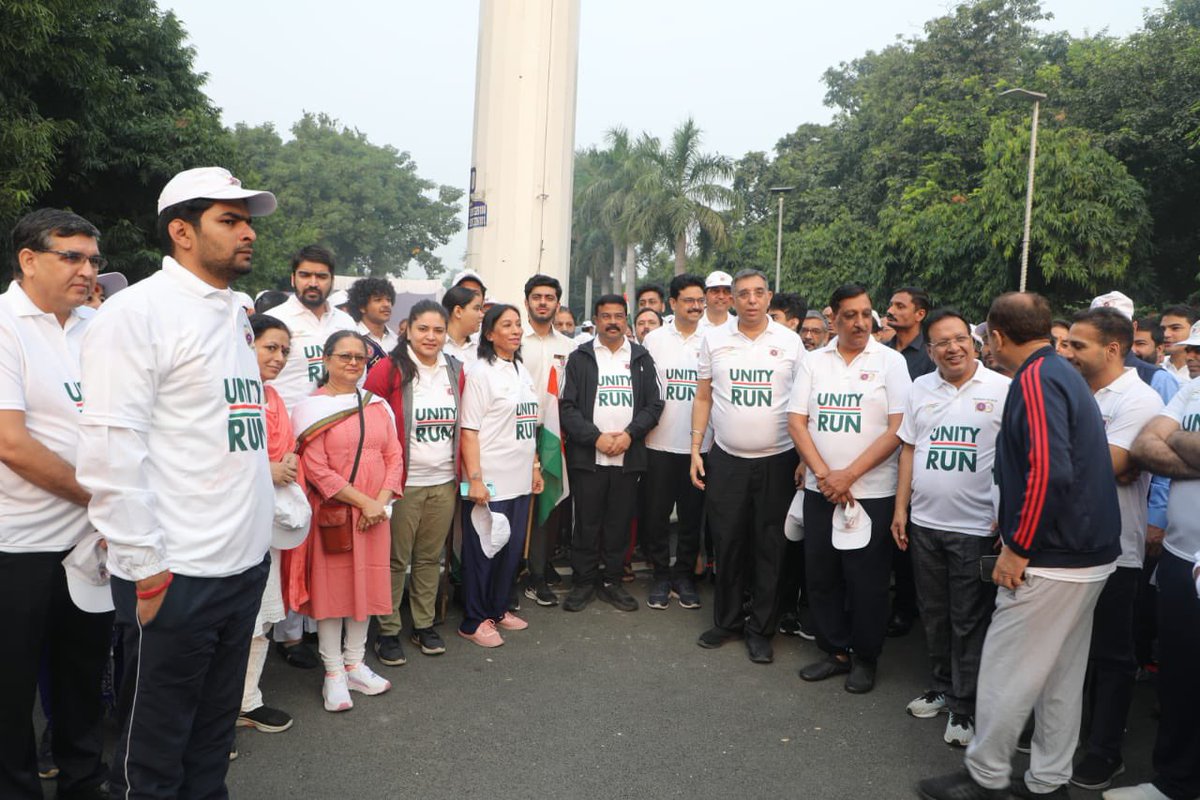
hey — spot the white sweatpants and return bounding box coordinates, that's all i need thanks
[316,617,370,673]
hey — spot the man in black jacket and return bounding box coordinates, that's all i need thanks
[920,292,1121,800]
[559,294,663,612]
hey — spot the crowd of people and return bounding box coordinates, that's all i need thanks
[3,164,1199,800]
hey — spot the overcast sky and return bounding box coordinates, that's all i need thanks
[161,0,1155,270]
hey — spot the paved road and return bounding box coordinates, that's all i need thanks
[217,577,1158,800]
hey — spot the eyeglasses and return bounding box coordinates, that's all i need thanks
[930,335,973,351]
[330,352,367,364]
[35,249,108,271]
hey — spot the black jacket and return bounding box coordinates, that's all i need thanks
[995,346,1121,568]
[559,339,663,473]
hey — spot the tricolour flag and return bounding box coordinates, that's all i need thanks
[536,366,569,526]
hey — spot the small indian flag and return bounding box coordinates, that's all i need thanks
[536,366,569,525]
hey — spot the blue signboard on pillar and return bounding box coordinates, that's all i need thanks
[468,200,487,229]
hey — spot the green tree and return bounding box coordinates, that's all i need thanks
[232,114,463,293]
[1,0,233,285]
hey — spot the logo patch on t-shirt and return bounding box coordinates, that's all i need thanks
[516,401,539,440]
[665,368,698,402]
[224,377,266,452]
[414,406,456,443]
[730,369,773,407]
[598,374,633,407]
[64,381,83,412]
[926,425,980,471]
[816,392,862,432]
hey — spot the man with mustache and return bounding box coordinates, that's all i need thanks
[560,294,662,611]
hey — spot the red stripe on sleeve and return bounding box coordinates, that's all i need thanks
[1014,360,1049,549]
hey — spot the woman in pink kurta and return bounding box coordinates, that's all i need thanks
[290,331,403,712]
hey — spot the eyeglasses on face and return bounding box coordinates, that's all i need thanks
[930,335,973,351]
[329,352,367,364]
[35,249,108,271]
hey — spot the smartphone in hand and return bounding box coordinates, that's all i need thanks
[979,555,999,583]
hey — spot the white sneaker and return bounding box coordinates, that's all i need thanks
[943,712,974,747]
[322,671,353,712]
[906,690,947,718]
[345,662,392,695]
[1102,784,1171,800]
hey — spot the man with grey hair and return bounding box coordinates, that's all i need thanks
[1,208,112,800]
[800,311,830,352]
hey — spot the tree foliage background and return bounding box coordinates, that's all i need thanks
[570,0,1200,319]
[0,0,461,292]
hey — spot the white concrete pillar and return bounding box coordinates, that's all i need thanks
[465,0,581,307]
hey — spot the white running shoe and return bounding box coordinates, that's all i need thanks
[943,713,974,747]
[322,671,353,712]
[345,662,392,695]
[1102,784,1172,800]
[906,690,947,719]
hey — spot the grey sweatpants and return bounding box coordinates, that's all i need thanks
[965,571,1107,792]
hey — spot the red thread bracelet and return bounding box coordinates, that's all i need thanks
[136,572,173,600]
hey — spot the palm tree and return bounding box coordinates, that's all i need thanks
[637,118,737,275]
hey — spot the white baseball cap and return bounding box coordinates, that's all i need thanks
[832,502,872,551]
[1178,320,1200,348]
[1089,291,1135,321]
[328,289,350,308]
[451,269,488,294]
[471,504,511,559]
[62,532,114,613]
[784,490,805,542]
[272,482,312,550]
[157,167,277,217]
[96,272,128,298]
[705,271,733,289]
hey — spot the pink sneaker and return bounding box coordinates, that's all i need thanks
[497,612,528,631]
[457,619,504,647]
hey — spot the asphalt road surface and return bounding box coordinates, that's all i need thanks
[213,577,1158,800]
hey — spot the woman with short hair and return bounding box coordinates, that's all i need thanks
[442,284,484,364]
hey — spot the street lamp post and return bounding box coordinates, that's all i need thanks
[768,186,794,292]
[999,88,1047,293]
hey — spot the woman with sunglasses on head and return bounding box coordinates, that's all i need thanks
[457,305,544,647]
[286,331,403,711]
[364,301,466,665]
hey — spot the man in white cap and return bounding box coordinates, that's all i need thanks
[77,166,276,799]
[84,271,128,308]
[702,270,734,329]
[1,208,112,799]
[451,268,487,299]
[1092,291,1180,405]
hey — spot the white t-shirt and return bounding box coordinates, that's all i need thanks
[265,295,357,410]
[0,283,93,552]
[1159,377,1200,561]
[405,350,457,487]
[592,339,635,467]
[643,321,712,454]
[521,322,576,399]
[77,257,273,581]
[898,362,1009,536]
[460,357,538,501]
[698,320,804,458]
[1164,358,1190,383]
[1094,367,1164,568]
[443,333,478,366]
[357,321,398,356]
[789,336,912,499]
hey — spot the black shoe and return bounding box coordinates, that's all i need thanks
[373,634,407,666]
[274,641,320,669]
[886,610,914,638]
[778,611,801,636]
[671,577,701,609]
[798,653,851,682]
[745,633,774,664]
[1069,753,1124,791]
[1011,777,1071,798]
[524,579,559,607]
[237,705,294,733]
[696,626,740,649]
[597,581,638,612]
[917,770,1009,800]
[545,563,564,585]
[844,658,877,694]
[563,583,595,612]
[410,627,447,655]
[37,725,57,779]
[646,579,671,609]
